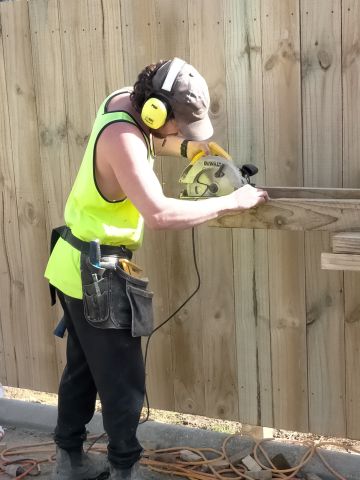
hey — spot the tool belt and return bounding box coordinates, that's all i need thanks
[49,226,133,306]
[50,226,154,338]
[51,226,133,258]
[81,254,154,336]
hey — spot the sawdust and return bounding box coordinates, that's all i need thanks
[3,386,360,453]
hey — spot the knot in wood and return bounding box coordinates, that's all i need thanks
[76,133,90,146]
[210,98,220,115]
[40,128,53,147]
[317,49,332,70]
[57,124,67,140]
[24,201,38,225]
[274,215,286,227]
[264,54,278,71]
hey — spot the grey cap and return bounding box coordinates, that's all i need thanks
[151,59,213,141]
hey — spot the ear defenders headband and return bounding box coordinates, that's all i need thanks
[141,58,186,129]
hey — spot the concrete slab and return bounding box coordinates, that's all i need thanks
[0,399,359,479]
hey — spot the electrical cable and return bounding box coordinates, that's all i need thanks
[140,434,356,480]
[0,434,356,480]
[140,226,200,424]
[85,226,200,450]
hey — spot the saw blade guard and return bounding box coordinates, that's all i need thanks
[179,155,248,199]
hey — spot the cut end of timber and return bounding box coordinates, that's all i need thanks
[321,252,360,271]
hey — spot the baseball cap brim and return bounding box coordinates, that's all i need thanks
[176,113,214,141]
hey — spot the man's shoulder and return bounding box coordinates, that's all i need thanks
[101,118,142,137]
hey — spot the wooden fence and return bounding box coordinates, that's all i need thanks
[1,0,360,438]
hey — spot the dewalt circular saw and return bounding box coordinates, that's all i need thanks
[179,142,258,199]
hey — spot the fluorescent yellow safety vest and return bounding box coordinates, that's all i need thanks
[45,90,155,299]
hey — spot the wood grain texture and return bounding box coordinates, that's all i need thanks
[342,0,360,439]
[151,0,191,413]
[58,0,96,182]
[189,0,238,420]
[0,1,32,388]
[87,0,124,106]
[28,0,69,378]
[321,253,360,271]
[224,0,272,427]
[261,0,308,432]
[210,198,360,231]
[261,186,360,199]
[332,232,360,254]
[1,0,58,392]
[301,0,346,436]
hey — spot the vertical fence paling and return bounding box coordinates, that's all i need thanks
[302,0,346,437]
[342,0,360,440]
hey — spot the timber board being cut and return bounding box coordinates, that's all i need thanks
[209,187,360,232]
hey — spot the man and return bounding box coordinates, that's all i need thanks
[45,58,268,480]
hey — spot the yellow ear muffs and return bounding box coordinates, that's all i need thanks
[141,97,168,129]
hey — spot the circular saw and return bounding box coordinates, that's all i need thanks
[179,142,258,199]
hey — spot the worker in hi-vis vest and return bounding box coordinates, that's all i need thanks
[45,58,268,480]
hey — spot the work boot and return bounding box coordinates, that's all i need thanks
[52,447,109,480]
[109,461,140,479]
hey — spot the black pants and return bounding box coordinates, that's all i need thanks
[54,290,145,469]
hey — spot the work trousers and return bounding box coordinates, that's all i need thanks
[54,290,145,469]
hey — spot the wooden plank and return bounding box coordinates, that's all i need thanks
[321,253,360,271]
[301,0,346,436]
[261,0,308,431]
[342,0,360,439]
[58,0,96,182]
[0,1,32,387]
[151,0,191,413]
[1,0,58,392]
[189,0,238,420]
[0,3,11,385]
[120,0,156,81]
[120,0,176,411]
[28,0,71,380]
[224,0,272,427]
[262,186,360,200]
[210,198,360,231]
[332,232,360,254]
[87,0,124,106]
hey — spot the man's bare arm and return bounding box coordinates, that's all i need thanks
[97,123,268,230]
[153,134,211,159]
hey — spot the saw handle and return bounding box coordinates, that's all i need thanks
[209,142,232,160]
[190,141,232,164]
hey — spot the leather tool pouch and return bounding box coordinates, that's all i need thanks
[80,254,154,336]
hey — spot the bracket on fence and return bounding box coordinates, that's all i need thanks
[321,232,360,272]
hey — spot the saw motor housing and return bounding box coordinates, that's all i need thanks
[179,154,258,200]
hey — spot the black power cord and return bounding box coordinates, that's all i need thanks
[140,226,200,424]
[86,227,200,450]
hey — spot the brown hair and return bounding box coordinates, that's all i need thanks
[130,60,174,119]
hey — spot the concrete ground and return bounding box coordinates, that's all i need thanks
[0,399,359,479]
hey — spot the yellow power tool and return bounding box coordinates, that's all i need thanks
[179,142,258,199]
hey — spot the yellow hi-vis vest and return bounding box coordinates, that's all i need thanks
[45,90,155,299]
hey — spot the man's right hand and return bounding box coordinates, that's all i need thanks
[227,184,269,211]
